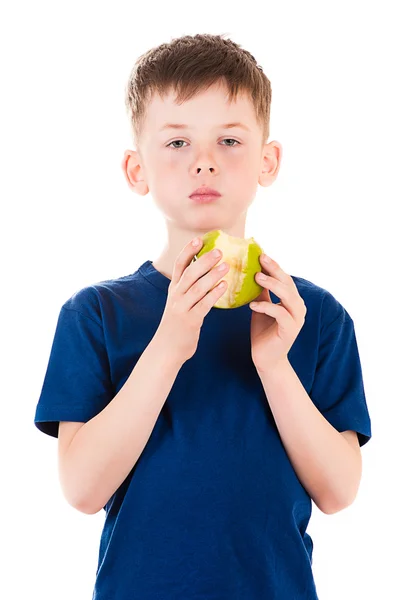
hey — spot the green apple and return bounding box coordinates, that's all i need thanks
[192,229,265,309]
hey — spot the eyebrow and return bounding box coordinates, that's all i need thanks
[159,122,251,132]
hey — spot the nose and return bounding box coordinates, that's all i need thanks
[197,166,215,173]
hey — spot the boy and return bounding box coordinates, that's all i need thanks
[34,33,372,599]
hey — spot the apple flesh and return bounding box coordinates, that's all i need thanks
[192,229,264,309]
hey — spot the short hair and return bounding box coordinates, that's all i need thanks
[124,33,272,152]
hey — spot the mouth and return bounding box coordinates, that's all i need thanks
[189,186,221,198]
[190,194,221,204]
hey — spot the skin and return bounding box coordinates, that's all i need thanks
[121,79,283,281]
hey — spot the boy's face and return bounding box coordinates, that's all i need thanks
[122,80,281,239]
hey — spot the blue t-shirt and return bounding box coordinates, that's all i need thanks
[34,260,372,600]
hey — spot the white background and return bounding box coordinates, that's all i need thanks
[2,0,397,598]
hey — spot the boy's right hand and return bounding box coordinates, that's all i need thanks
[156,237,230,364]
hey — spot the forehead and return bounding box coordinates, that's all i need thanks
[143,82,257,134]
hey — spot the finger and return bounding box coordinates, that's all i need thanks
[180,249,225,298]
[254,285,272,304]
[250,300,282,311]
[260,254,291,285]
[172,237,203,285]
[255,274,289,312]
[193,279,227,316]
[255,272,305,321]
[255,273,286,299]
[249,301,293,331]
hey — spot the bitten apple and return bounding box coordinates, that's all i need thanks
[192,229,264,309]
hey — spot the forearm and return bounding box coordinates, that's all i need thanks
[63,332,184,514]
[257,360,362,514]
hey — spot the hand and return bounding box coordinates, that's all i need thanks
[157,238,230,364]
[249,254,307,372]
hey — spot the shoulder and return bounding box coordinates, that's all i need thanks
[61,285,103,325]
[61,272,137,325]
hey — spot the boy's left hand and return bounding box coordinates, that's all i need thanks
[249,254,307,372]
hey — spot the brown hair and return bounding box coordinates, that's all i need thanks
[124,33,272,152]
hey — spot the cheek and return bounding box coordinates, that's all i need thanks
[147,156,181,194]
[225,152,257,174]
[148,151,179,171]
[149,167,183,203]
[164,152,184,169]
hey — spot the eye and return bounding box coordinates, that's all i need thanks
[166,138,241,150]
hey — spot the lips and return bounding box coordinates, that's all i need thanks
[189,186,221,197]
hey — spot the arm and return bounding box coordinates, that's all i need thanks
[61,331,185,514]
[257,360,362,514]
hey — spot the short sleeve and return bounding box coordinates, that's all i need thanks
[34,304,115,439]
[309,298,372,448]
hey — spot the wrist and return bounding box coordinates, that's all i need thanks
[152,329,187,369]
[255,358,291,377]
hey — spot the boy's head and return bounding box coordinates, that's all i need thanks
[121,33,282,276]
